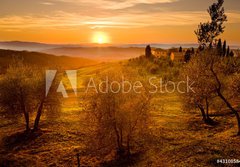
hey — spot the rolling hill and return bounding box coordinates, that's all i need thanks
[42,47,145,61]
[0,49,97,73]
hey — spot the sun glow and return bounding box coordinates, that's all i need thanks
[92,31,110,44]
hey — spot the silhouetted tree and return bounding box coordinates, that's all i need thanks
[229,51,234,57]
[226,46,230,57]
[145,45,152,58]
[217,39,223,56]
[179,46,183,52]
[191,47,195,54]
[184,49,191,63]
[195,0,227,47]
[222,40,227,56]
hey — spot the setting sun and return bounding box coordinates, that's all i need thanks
[92,32,110,44]
[98,37,104,44]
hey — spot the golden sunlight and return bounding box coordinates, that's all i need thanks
[92,31,110,44]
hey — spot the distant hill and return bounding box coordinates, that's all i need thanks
[42,47,145,61]
[0,41,87,52]
[1,41,239,52]
[0,49,97,72]
[0,41,61,51]
[0,42,145,60]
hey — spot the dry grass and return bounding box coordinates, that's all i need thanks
[0,62,240,166]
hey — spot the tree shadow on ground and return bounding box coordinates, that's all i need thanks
[100,152,142,167]
[186,116,221,132]
[2,130,43,151]
[204,118,219,126]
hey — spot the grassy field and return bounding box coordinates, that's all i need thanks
[0,62,240,167]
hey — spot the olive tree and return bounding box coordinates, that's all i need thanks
[83,68,152,158]
[182,52,216,124]
[182,49,240,135]
[0,60,33,131]
[0,60,60,132]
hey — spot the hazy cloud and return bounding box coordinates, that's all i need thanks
[53,0,179,9]
[0,10,239,30]
[40,2,55,5]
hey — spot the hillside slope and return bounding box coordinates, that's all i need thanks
[0,49,97,72]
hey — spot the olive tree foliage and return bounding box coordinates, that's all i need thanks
[230,74,240,98]
[0,60,34,131]
[0,59,60,132]
[182,51,217,124]
[182,49,240,135]
[195,0,227,47]
[83,68,152,158]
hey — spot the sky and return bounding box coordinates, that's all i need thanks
[0,0,239,45]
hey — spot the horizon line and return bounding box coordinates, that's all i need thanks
[0,40,240,48]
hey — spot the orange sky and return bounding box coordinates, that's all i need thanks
[0,0,239,45]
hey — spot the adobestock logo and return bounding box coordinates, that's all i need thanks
[84,76,195,94]
[45,70,77,98]
[45,70,195,98]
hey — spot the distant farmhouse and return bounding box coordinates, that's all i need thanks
[152,47,238,61]
[170,52,185,61]
[152,48,168,58]
[152,48,185,62]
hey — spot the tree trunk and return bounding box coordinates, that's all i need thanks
[204,98,214,124]
[126,135,131,156]
[77,153,80,167]
[20,97,30,132]
[217,90,240,135]
[113,122,126,158]
[198,105,207,122]
[33,100,44,131]
[205,98,210,120]
[210,66,239,134]
[23,111,30,132]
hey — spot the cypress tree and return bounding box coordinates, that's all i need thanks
[184,49,191,62]
[223,40,227,56]
[179,46,183,52]
[217,39,222,56]
[145,45,152,58]
[226,46,230,57]
[191,47,195,54]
